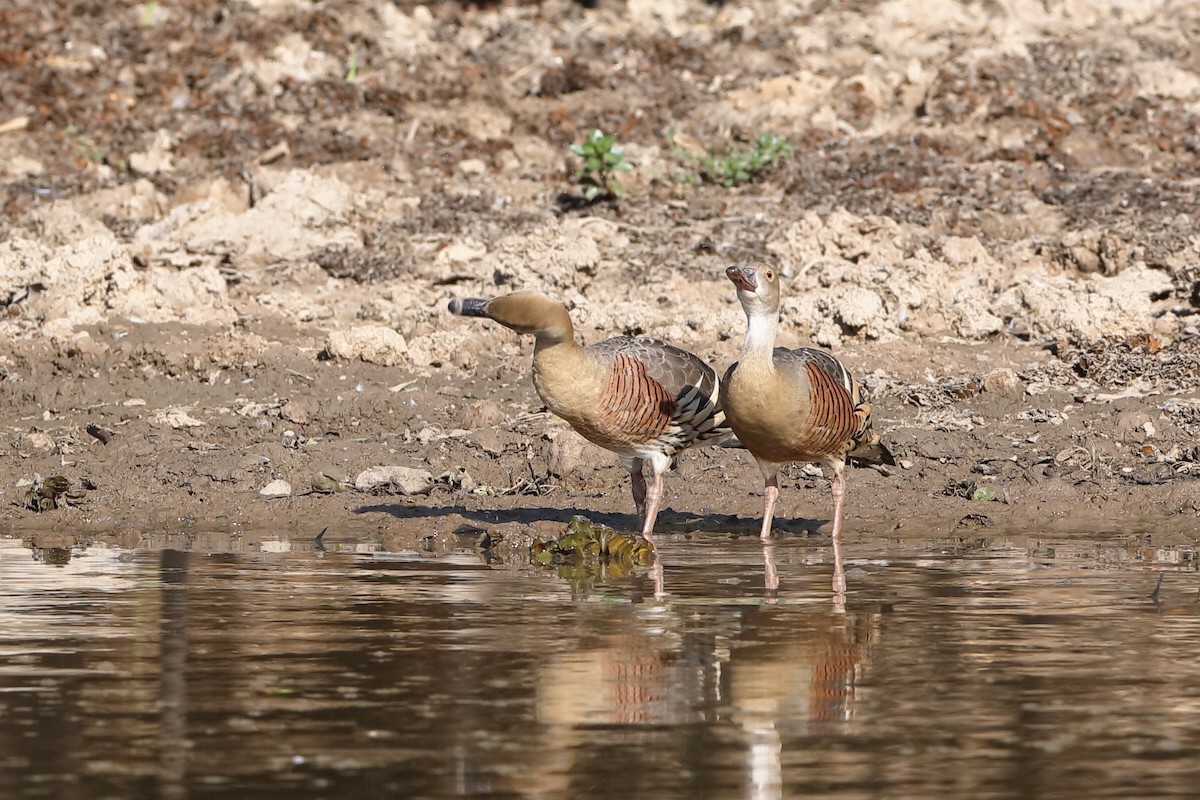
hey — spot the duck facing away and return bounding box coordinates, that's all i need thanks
[449,291,735,541]
[720,264,894,595]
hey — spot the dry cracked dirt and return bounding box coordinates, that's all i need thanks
[2,0,1200,563]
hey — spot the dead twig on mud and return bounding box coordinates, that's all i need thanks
[500,460,554,496]
[1055,442,1114,483]
[0,116,29,135]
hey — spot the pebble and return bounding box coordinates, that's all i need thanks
[354,466,435,494]
[21,432,56,453]
[461,399,504,429]
[471,429,504,456]
[982,368,1025,399]
[457,158,487,176]
[325,326,407,367]
[260,479,292,498]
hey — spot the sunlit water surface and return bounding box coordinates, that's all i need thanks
[2,532,1198,799]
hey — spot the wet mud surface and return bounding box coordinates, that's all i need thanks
[3,0,1200,550]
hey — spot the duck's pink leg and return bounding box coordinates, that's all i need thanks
[641,471,664,541]
[760,474,779,540]
[830,467,847,598]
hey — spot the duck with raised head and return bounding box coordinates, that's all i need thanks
[720,263,894,595]
[449,291,736,541]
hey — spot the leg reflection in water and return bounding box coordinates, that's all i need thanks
[761,540,847,610]
[763,542,780,604]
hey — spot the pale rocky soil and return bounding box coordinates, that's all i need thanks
[3,0,1200,557]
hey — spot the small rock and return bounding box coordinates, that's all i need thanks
[281,398,317,425]
[260,479,293,498]
[129,151,173,175]
[471,428,504,456]
[457,158,487,176]
[444,240,487,264]
[354,466,435,494]
[982,368,1025,399]
[21,431,56,453]
[153,407,205,428]
[7,154,43,177]
[462,399,504,429]
[325,326,408,367]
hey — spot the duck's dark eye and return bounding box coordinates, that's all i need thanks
[765,270,774,280]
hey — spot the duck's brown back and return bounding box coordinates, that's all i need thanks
[548,336,732,457]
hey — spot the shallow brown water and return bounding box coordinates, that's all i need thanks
[1,532,1198,799]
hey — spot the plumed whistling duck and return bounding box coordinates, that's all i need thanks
[450,291,737,541]
[720,264,894,596]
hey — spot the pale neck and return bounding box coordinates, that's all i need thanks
[739,307,779,366]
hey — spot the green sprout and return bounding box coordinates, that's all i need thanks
[669,130,794,187]
[344,52,359,83]
[570,129,632,201]
[65,124,108,165]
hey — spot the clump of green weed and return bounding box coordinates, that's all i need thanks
[670,131,794,187]
[570,129,632,201]
[65,124,126,170]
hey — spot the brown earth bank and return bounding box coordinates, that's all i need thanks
[2,0,1200,554]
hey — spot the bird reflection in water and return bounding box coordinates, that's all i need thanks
[729,571,876,798]
[512,557,876,799]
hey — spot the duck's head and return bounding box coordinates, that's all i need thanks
[726,263,781,314]
[448,291,573,342]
